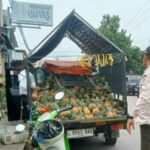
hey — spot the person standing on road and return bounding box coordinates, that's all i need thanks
[127,46,150,150]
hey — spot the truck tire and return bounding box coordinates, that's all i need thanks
[104,136,117,145]
[104,130,118,145]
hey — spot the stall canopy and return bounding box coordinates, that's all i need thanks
[29,11,124,62]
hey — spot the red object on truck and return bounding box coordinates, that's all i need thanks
[43,60,92,76]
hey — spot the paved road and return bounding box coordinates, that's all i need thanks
[70,96,140,150]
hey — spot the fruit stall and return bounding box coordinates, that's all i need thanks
[31,60,126,122]
[29,11,127,144]
[5,11,127,145]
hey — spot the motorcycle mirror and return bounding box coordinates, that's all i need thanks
[15,124,25,132]
[55,91,64,101]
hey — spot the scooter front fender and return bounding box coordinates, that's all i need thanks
[64,134,70,150]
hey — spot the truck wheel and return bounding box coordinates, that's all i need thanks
[104,134,117,145]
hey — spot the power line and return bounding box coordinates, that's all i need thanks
[133,36,150,43]
[127,9,150,32]
[123,0,150,28]
[18,26,32,52]
[132,39,150,49]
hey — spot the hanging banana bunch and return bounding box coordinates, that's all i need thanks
[78,54,115,68]
[88,55,93,67]
[100,54,107,66]
[108,54,114,66]
[96,55,101,67]
[78,56,86,68]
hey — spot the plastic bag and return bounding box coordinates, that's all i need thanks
[35,68,45,85]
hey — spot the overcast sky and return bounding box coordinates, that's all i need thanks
[2,0,150,57]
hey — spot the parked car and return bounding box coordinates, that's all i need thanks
[126,75,141,95]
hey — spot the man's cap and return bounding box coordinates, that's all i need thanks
[144,46,150,56]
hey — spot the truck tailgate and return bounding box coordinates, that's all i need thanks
[62,115,127,139]
[62,115,127,129]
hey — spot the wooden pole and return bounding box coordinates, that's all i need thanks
[0,0,3,27]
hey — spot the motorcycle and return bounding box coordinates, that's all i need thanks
[16,91,71,150]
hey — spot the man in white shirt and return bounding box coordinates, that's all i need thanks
[18,69,36,95]
[127,46,150,150]
[18,69,36,120]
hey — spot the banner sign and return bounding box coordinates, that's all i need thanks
[12,2,53,26]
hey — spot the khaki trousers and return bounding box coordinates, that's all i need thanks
[140,125,150,150]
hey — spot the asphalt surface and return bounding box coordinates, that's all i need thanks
[70,96,140,150]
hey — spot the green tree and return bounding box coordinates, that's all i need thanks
[97,14,144,74]
[127,46,144,74]
[100,15,120,33]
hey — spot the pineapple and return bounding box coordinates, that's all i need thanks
[70,98,77,107]
[31,74,126,121]
[88,103,97,111]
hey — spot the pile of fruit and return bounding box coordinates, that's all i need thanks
[31,75,125,120]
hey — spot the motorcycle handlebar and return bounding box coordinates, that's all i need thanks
[57,106,72,114]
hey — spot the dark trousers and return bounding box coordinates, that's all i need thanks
[21,95,30,120]
[140,125,150,150]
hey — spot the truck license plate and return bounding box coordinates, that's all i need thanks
[67,128,94,139]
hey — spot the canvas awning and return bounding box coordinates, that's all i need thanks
[29,11,124,62]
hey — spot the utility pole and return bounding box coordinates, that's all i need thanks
[0,0,3,27]
[0,0,3,76]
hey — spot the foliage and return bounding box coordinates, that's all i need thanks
[0,87,6,109]
[0,77,7,112]
[97,14,144,74]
